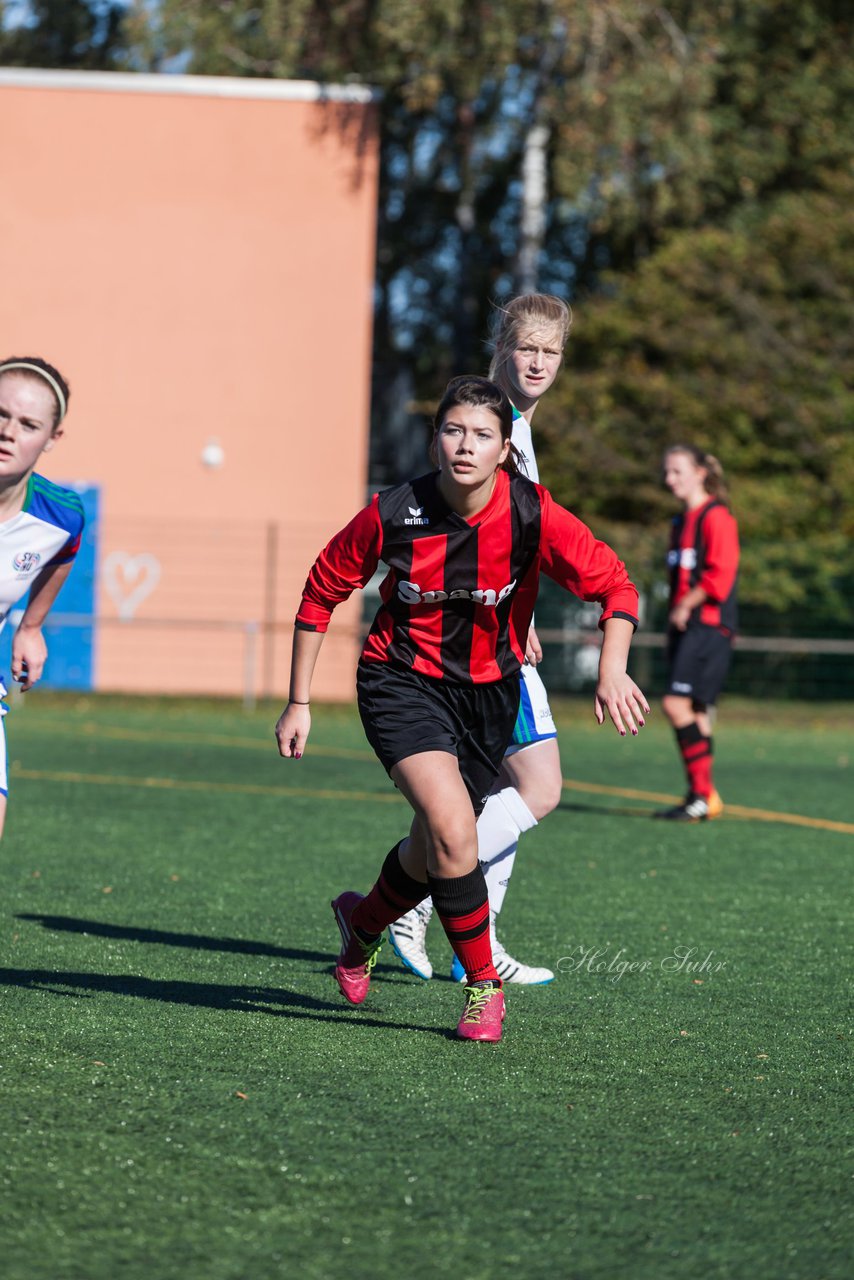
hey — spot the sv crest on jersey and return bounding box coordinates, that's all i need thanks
[13,550,42,576]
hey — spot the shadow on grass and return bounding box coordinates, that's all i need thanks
[14,913,451,984]
[0,966,455,1036]
[16,913,332,962]
[557,800,660,820]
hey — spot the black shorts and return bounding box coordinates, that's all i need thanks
[666,624,733,707]
[356,660,521,816]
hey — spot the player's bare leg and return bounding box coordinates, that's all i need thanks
[390,737,563,983]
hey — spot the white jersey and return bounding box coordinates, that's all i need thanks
[0,472,83,795]
[507,404,556,748]
[0,471,84,638]
[510,405,539,484]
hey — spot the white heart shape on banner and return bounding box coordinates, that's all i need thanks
[103,552,161,620]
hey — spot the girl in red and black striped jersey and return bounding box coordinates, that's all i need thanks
[655,445,740,822]
[275,376,649,1042]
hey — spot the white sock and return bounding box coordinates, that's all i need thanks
[477,787,538,917]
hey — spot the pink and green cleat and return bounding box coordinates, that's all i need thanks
[331,892,382,1005]
[457,983,506,1042]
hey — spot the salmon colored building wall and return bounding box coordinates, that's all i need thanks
[0,68,378,700]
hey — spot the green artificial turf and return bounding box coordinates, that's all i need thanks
[1,693,851,1280]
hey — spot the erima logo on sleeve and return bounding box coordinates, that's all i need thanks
[404,506,430,526]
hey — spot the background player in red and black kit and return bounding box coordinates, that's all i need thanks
[275,376,649,1042]
[656,445,740,822]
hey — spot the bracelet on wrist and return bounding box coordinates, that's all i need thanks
[289,699,310,705]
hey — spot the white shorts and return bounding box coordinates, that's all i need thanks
[506,662,557,756]
[0,678,8,795]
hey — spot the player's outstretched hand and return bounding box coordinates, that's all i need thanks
[593,672,650,737]
[275,702,311,759]
[11,624,48,691]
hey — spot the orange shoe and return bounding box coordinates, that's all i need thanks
[654,792,722,822]
[706,789,724,819]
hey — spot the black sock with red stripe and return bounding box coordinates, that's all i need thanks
[676,723,713,798]
[428,864,500,986]
[352,842,430,940]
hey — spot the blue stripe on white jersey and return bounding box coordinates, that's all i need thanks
[26,474,84,563]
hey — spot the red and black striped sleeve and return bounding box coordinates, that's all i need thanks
[295,496,384,633]
[536,487,639,629]
[697,505,739,602]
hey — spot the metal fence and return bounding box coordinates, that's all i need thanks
[4,514,850,705]
[11,607,851,709]
[529,577,854,703]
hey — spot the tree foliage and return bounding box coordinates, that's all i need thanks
[537,187,854,627]
[535,3,854,628]
[0,0,126,67]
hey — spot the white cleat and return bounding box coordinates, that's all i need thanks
[388,901,434,980]
[450,934,555,985]
[492,939,555,985]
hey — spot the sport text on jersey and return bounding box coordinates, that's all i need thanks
[397,579,517,607]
